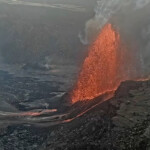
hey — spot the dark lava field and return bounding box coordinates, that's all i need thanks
[0,70,150,150]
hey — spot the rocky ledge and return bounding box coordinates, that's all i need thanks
[42,80,150,150]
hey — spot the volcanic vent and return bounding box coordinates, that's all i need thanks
[71,24,139,103]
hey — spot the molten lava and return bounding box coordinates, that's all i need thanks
[71,23,138,103]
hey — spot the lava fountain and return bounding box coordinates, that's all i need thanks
[71,23,139,103]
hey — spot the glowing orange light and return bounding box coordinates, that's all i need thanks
[71,23,138,103]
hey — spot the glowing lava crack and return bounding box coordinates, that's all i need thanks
[71,23,139,103]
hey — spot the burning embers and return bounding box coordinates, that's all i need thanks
[71,23,139,103]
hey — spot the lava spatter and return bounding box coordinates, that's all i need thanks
[71,24,138,103]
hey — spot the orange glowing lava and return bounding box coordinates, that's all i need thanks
[71,23,139,103]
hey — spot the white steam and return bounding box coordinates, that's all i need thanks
[135,0,150,9]
[79,0,150,44]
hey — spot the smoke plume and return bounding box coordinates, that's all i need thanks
[79,0,150,75]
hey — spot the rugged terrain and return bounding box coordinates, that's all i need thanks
[42,80,150,150]
[0,70,150,150]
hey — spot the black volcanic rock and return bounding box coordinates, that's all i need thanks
[42,80,150,150]
[0,74,150,150]
[0,70,61,111]
[0,125,48,150]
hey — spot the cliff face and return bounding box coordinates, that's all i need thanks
[42,80,150,150]
[0,77,150,150]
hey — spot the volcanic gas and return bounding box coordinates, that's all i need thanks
[71,23,139,103]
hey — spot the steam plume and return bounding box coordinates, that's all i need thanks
[79,0,150,44]
[79,0,150,75]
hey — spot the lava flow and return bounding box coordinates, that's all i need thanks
[71,23,139,103]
